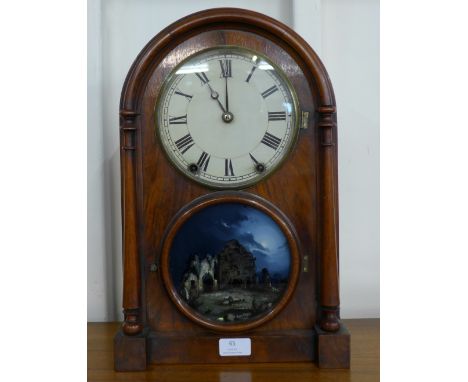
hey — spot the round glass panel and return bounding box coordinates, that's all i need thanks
[169,203,292,324]
[155,47,300,189]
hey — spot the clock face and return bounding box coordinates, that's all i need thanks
[156,47,299,189]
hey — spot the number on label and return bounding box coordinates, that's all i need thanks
[261,132,282,150]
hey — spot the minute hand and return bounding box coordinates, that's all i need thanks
[225,75,229,112]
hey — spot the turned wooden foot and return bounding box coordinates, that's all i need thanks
[122,308,143,335]
[319,307,340,332]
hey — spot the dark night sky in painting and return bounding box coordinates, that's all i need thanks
[169,203,291,286]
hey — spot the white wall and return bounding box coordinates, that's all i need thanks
[87,0,379,321]
[88,0,110,321]
[321,0,380,318]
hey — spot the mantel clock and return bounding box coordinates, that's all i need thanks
[115,8,350,370]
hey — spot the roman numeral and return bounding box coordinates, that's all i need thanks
[261,85,278,98]
[197,151,211,171]
[174,134,194,153]
[224,158,234,176]
[268,111,286,121]
[261,132,282,150]
[246,66,256,82]
[249,153,259,164]
[169,115,187,124]
[174,90,193,101]
[195,72,209,85]
[219,59,232,78]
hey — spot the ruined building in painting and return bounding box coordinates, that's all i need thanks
[217,239,256,289]
[180,254,218,301]
[180,240,257,302]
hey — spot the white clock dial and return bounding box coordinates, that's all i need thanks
[156,47,299,189]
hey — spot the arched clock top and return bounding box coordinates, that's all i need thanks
[119,8,336,115]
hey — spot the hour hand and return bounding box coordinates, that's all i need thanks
[207,84,226,113]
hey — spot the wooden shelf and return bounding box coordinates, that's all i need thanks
[88,318,379,381]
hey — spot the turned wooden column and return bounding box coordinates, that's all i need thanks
[318,105,340,332]
[119,109,142,335]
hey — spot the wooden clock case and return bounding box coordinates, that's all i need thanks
[114,8,349,371]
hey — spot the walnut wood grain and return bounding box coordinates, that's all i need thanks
[140,27,317,334]
[117,7,344,369]
[119,110,143,335]
[318,106,340,332]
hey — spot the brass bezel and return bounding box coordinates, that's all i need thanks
[159,191,301,332]
[154,45,301,190]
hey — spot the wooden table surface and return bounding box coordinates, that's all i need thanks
[88,319,379,382]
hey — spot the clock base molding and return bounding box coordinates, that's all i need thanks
[148,329,315,364]
[114,329,148,372]
[113,324,350,370]
[316,323,351,369]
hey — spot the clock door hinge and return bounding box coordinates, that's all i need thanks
[301,111,309,129]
